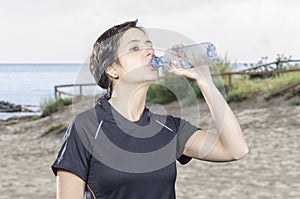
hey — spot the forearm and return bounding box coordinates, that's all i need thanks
[196,79,248,158]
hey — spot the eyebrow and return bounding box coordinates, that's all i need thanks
[127,39,152,45]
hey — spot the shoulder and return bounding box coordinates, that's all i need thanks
[67,105,104,145]
[150,111,198,134]
[74,106,99,126]
[149,111,180,131]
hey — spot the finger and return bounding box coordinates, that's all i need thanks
[171,43,184,51]
[171,59,180,69]
[169,66,186,76]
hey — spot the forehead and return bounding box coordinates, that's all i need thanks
[118,28,148,48]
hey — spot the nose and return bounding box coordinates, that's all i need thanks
[145,47,154,57]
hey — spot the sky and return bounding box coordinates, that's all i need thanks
[0,0,299,64]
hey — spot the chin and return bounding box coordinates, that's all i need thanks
[122,66,159,83]
[145,71,159,82]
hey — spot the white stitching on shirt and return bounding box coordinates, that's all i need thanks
[155,120,174,132]
[57,142,67,164]
[94,120,103,140]
[86,184,96,199]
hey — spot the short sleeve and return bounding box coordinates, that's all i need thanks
[51,119,91,182]
[172,116,198,165]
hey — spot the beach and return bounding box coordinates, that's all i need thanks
[0,96,299,199]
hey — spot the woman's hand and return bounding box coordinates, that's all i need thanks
[169,62,214,88]
[167,44,214,86]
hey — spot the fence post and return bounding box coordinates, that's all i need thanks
[54,86,57,100]
[80,85,82,96]
[228,74,232,91]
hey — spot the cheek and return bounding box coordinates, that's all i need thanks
[119,54,144,72]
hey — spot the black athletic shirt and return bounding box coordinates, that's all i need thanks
[52,97,198,199]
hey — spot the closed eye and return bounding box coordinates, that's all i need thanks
[129,46,140,52]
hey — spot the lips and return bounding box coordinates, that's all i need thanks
[146,61,157,71]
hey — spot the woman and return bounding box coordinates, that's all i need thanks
[52,20,248,199]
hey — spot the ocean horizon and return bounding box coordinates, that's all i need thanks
[0,63,102,120]
[0,62,264,120]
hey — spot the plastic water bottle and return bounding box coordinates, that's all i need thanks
[150,42,217,69]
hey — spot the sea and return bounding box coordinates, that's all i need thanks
[0,63,103,120]
[0,62,278,120]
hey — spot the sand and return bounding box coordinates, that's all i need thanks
[0,97,299,199]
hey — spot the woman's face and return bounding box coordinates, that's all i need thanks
[116,28,158,83]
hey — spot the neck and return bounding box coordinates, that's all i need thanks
[108,81,150,122]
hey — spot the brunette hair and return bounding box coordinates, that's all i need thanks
[90,20,140,99]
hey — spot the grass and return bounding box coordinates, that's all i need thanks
[41,123,66,137]
[290,98,300,106]
[146,66,299,104]
[41,98,72,117]
[226,72,300,102]
[227,89,248,102]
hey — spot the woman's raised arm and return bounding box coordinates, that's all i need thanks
[170,64,249,162]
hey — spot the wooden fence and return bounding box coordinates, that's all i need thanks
[54,83,97,100]
[54,68,300,100]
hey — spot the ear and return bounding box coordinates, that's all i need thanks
[105,62,119,79]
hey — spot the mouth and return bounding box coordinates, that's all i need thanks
[146,62,158,71]
[147,59,158,70]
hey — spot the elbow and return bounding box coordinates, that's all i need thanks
[232,145,249,160]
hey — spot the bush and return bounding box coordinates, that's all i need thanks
[227,89,248,102]
[147,71,203,104]
[190,81,203,99]
[41,98,72,117]
[146,83,176,104]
